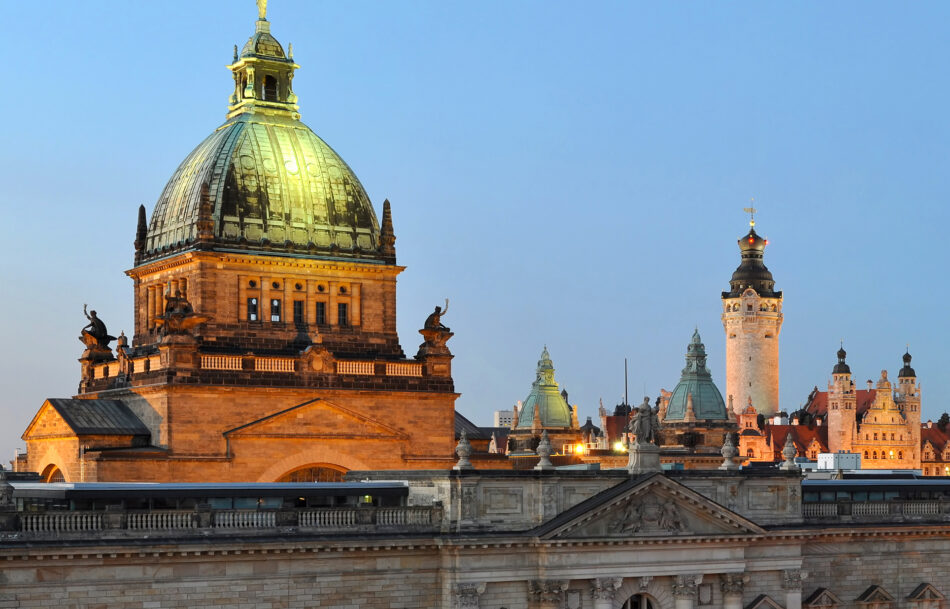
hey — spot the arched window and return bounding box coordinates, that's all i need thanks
[873,451,878,459]
[898,451,903,459]
[277,464,347,483]
[263,75,278,101]
[747,448,754,457]
[622,594,656,609]
[864,451,869,459]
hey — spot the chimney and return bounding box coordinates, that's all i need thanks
[867,380,873,391]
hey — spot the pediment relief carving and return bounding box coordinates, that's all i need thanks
[804,587,843,609]
[544,475,764,539]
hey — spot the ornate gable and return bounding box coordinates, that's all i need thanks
[907,583,944,609]
[856,585,895,609]
[746,595,785,609]
[805,588,843,609]
[223,398,409,441]
[538,474,764,539]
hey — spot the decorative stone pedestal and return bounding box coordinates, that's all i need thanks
[626,443,661,475]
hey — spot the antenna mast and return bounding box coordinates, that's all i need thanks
[624,358,629,406]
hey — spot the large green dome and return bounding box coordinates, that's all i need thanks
[665,330,728,421]
[514,347,573,429]
[139,14,384,264]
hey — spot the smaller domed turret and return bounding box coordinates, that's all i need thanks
[899,350,916,378]
[833,345,851,375]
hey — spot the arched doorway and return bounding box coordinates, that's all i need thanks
[276,464,347,482]
[41,464,65,483]
[622,594,657,609]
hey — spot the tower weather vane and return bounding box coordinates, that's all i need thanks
[743,198,757,228]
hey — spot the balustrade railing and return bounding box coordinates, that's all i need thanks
[337,361,375,375]
[213,510,276,529]
[18,506,440,535]
[385,362,423,377]
[128,511,196,530]
[21,512,103,533]
[201,355,243,371]
[254,357,296,373]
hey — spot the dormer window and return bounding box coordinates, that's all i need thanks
[263,75,278,101]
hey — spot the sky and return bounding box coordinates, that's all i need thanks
[1,1,949,459]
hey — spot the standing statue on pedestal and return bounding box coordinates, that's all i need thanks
[628,397,660,445]
[79,304,115,352]
[626,396,662,475]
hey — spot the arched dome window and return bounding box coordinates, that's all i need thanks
[263,75,278,101]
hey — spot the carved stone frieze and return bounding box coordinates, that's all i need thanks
[609,495,688,535]
[782,569,806,590]
[720,573,745,595]
[673,574,702,599]
[531,580,568,606]
[455,582,485,608]
[590,577,623,601]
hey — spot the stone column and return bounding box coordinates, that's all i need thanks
[672,575,701,609]
[590,577,623,609]
[719,574,745,609]
[455,582,485,609]
[530,580,568,609]
[782,569,806,609]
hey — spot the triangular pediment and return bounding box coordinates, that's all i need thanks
[908,584,945,602]
[223,398,408,441]
[805,588,843,609]
[536,473,765,539]
[856,586,895,605]
[747,595,784,609]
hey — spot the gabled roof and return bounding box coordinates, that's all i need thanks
[765,425,828,456]
[921,426,950,459]
[804,588,843,608]
[455,411,484,439]
[29,399,149,436]
[805,389,876,417]
[856,585,895,604]
[224,398,408,441]
[907,583,944,602]
[532,472,765,539]
[746,595,785,609]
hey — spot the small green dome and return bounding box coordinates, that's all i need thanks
[665,330,728,421]
[515,347,572,429]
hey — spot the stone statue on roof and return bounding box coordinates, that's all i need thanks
[628,396,660,446]
[80,304,115,350]
[424,299,450,332]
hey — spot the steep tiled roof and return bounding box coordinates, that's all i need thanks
[921,426,950,459]
[763,424,828,458]
[804,389,876,417]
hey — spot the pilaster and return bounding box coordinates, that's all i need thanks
[531,580,568,609]
[455,582,485,609]
[782,569,806,609]
[720,574,745,609]
[590,577,623,609]
[672,574,701,609]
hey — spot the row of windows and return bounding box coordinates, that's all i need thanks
[864,450,904,460]
[247,298,348,326]
[866,432,904,441]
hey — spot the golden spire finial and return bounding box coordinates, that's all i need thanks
[743,198,757,228]
[257,0,268,20]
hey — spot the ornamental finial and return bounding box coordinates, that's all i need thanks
[257,0,268,20]
[743,198,757,228]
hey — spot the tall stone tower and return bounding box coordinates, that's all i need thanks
[721,218,783,415]
[826,346,857,453]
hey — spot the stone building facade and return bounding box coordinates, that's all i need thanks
[19,5,458,482]
[1,468,949,608]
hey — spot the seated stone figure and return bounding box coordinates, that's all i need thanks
[79,305,115,351]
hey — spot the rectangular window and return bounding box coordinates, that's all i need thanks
[270,299,281,322]
[293,300,304,325]
[247,297,259,321]
[315,302,326,325]
[338,302,349,327]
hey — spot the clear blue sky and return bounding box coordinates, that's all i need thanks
[1,1,948,459]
